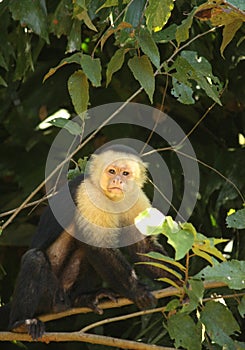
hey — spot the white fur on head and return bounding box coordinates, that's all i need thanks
[89,149,148,189]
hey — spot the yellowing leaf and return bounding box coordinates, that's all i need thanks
[220,19,243,57]
[43,53,82,82]
[75,9,97,32]
[145,0,175,32]
[175,8,196,46]
[128,55,155,103]
[101,22,132,49]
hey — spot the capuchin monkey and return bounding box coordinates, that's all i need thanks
[2,145,173,340]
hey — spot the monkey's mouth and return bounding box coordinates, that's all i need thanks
[108,187,123,193]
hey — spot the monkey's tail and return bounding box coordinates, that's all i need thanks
[0,303,11,330]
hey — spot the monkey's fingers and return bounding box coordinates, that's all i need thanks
[95,289,119,304]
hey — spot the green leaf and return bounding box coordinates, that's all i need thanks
[170,51,222,105]
[175,8,196,46]
[181,279,204,314]
[68,70,89,117]
[145,0,175,32]
[50,118,82,136]
[152,24,177,43]
[0,54,8,71]
[0,76,7,87]
[194,260,245,289]
[50,0,73,38]
[171,78,195,104]
[80,54,101,87]
[67,19,82,53]
[137,27,160,68]
[43,53,82,81]
[74,7,97,32]
[106,48,127,87]
[200,301,240,350]
[124,0,146,28]
[228,0,245,10]
[128,55,155,103]
[226,208,245,229]
[9,0,49,43]
[162,219,195,260]
[167,313,202,350]
[238,295,245,318]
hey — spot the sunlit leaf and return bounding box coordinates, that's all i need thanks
[145,0,175,32]
[162,224,195,260]
[142,251,186,271]
[128,55,155,103]
[137,261,182,281]
[157,277,182,289]
[192,247,217,265]
[68,70,89,117]
[194,260,245,290]
[81,54,101,87]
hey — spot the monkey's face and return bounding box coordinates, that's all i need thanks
[100,160,138,201]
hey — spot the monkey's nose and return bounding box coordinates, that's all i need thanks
[113,176,122,184]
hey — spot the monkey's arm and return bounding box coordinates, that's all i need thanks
[127,236,178,281]
[84,245,156,309]
[31,174,84,249]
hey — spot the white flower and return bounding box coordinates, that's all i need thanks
[135,207,166,235]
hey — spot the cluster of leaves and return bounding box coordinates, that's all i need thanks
[0,0,244,349]
[136,208,245,350]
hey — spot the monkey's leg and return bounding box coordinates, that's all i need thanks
[85,246,156,309]
[9,248,62,340]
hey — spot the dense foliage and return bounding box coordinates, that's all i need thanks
[0,0,244,349]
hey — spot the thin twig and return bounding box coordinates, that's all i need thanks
[0,25,219,230]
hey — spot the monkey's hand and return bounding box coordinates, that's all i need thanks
[134,286,157,310]
[74,289,118,315]
[11,318,45,340]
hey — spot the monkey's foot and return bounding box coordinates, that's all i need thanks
[11,318,45,340]
[135,289,157,309]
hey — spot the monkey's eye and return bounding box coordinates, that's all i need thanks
[108,168,116,175]
[122,171,130,176]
